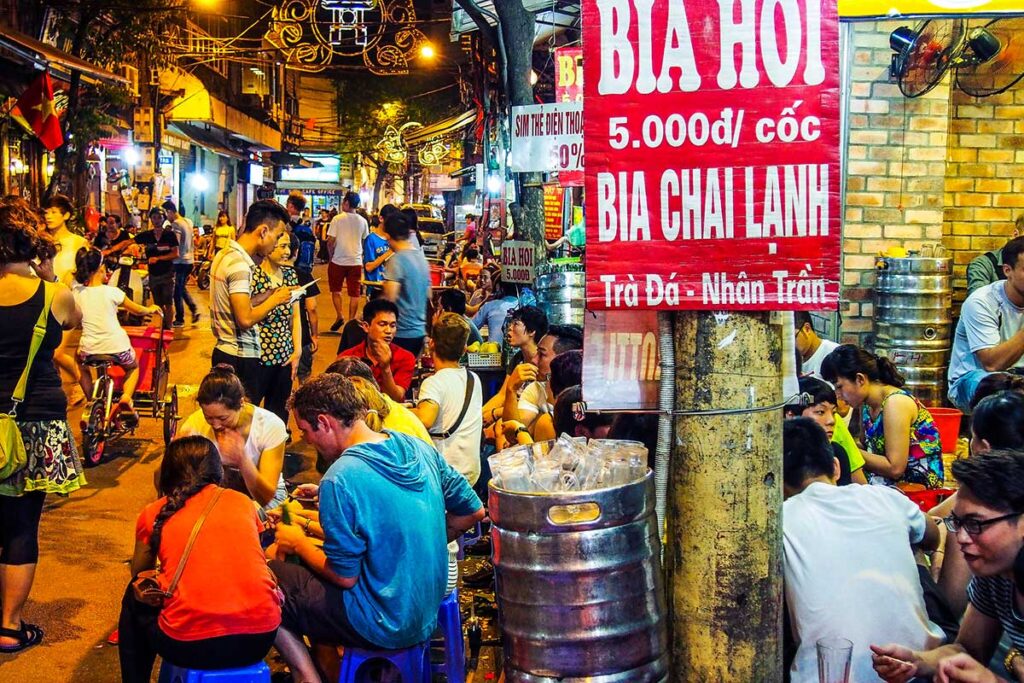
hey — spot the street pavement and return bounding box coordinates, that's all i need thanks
[0,271,332,682]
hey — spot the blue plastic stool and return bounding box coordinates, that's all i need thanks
[457,522,483,561]
[431,589,465,683]
[157,660,271,683]
[338,641,429,683]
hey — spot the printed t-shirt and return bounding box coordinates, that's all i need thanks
[417,367,483,485]
[134,229,179,278]
[339,341,416,394]
[252,266,299,366]
[75,284,131,355]
[210,240,259,359]
[135,485,281,641]
[327,212,369,266]
[363,232,390,282]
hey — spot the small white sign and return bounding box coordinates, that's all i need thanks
[509,102,584,173]
[501,240,536,284]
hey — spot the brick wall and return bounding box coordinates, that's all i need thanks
[842,21,951,344]
[840,20,1022,344]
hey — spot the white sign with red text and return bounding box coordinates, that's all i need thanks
[509,102,584,173]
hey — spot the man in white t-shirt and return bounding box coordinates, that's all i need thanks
[782,418,944,683]
[411,313,482,485]
[794,311,839,380]
[326,191,369,332]
[948,236,1024,411]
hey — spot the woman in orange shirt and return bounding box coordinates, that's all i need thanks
[118,436,281,682]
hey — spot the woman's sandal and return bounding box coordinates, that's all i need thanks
[0,622,44,654]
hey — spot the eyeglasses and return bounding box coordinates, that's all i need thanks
[943,511,1024,536]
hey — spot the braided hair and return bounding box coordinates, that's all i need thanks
[149,436,224,557]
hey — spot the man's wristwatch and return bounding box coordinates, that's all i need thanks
[1004,646,1022,674]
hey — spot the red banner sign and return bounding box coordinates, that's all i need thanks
[582,310,661,410]
[582,0,841,311]
[544,184,565,240]
[555,46,584,103]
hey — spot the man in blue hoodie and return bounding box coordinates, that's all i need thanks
[272,373,484,682]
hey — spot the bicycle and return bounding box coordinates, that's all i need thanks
[79,318,179,466]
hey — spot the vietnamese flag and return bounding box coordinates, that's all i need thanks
[15,73,63,151]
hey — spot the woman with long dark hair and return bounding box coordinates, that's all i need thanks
[0,198,84,653]
[118,436,280,682]
[822,344,943,489]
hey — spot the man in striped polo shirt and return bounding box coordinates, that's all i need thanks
[210,200,296,399]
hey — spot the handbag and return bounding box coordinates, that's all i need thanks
[0,282,56,480]
[132,488,224,608]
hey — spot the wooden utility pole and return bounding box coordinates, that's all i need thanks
[668,311,783,682]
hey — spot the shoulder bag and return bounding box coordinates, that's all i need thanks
[132,488,224,608]
[434,370,476,440]
[0,282,56,479]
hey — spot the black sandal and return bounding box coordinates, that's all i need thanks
[0,622,44,653]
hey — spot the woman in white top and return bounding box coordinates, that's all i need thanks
[73,248,161,421]
[178,365,287,508]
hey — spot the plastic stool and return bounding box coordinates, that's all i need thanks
[431,589,465,683]
[338,641,429,683]
[157,660,271,683]
[457,521,483,561]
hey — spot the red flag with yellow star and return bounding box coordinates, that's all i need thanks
[15,73,63,151]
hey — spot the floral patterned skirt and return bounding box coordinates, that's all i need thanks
[0,419,86,497]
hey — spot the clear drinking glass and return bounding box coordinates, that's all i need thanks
[816,637,852,683]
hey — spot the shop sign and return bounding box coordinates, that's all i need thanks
[555,46,584,103]
[582,310,661,410]
[581,0,841,311]
[509,102,584,174]
[544,184,566,240]
[838,0,1023,17]
[500,240,536,284]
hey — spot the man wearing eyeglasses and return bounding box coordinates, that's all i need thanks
[782,418,946,682]
[873,450,1024,683]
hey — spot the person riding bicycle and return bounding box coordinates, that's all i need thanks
[73,247,161,425]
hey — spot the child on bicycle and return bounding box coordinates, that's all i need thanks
[73,247,161,424]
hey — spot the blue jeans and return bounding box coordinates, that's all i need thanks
[172,263,196,322]
[949,368,991,412]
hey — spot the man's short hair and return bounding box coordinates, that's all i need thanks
[379,203,398,219]
[161,200,178,214]
[43,194,73,216]
[243,200,290,234]
[361,298,399,324]
[438,288,468,316]
[286,191,307,213]
[794,311,814,332]
[783,418,835,490]
[509,305,549,343]
[1004,236,1024,269]
[952,450,1024,513]
[342,191,360,210]
[550,349,583,397]
[384,213,412,241]
[432,312,470,361]
[546,324,583,354]
[109,214,122,226]
[464,247,479,261]
[325,357,379,388]
[783,377,839,418]
[289,374,366,430]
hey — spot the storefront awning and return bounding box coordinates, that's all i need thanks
[168,122,244,160]
[0,27,128,86]
[405,110,476,146]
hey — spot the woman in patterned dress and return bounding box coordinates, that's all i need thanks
[250,233,300,426]
[0,199,85,652]
[823,344,944,490]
